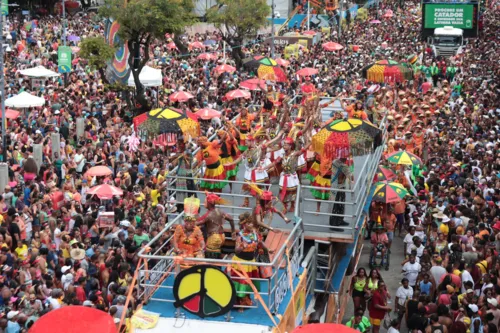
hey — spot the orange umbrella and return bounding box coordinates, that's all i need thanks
[322,42,344,51]
[196,108,221,120]
[197,53,216,60]
[225,89,251,101]
[214,64,236,74]
[239,78,266,91]
[85,166,113,177]
[169,91,194,103]
[297,67,319,76]
[87,184,124,199]
[5,109,20,119]
[190,41,205,49]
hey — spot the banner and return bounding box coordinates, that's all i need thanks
[424,4,475,29]
[58,46,72,73]
[1,0,8,16]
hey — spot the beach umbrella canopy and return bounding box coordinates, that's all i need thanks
[190,41,205,49]
[297,67,319,77]
[197,53,216,60]
[139,107,200,138]
[196,108,221,120]
[322,42,344,51]
[85,166,113,177]
[254,57,287,82]
[361,60,413,83]
[240,78,266,91]
[375,165,397,181]
[275,58,290,67]
[169,91,194,103]
[214,64,236,74]
[386,150,423,166]
[372,181,409,203]
[29,306,117,333]
[5,109,20,119]
[225,89,251,101]
[87,184,124,200]
[312,118,382,160]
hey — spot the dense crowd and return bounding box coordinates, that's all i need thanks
[0,0,497,332]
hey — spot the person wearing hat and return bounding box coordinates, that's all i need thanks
[6,311,20,333]
[251,185,291,232]
[370,224,389,268]
[403,132,416,154]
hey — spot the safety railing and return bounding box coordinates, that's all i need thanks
[137,212,305,316]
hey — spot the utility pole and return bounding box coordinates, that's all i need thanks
[62,0,68,85]
[338,0,343,39]
[307,0,310,30]
[271,0,275,58]
[0,9,5,160]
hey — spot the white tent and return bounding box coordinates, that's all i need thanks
[5,92,46,108]
[127,66,163,87]
[19,66,60,78]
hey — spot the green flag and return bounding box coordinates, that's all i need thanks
[1,0,8,16]
[58,46,72,74]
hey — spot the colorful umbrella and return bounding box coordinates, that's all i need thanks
[196,108,221,120]
[87,184,124,200]
[312,118,382,160]
[386,150,423,166]
[297,67,319,77]
[375,165,397,181]
[169,91,194,103]
[197,53,216,61]
[214,64,236,74]
[190,42,205,49]
[29,306,117,333]
[242,55,265,68]
[139,107,200,138]
[85,166,113,177]
[255,57,287,82]
[407,54,418,64]
[240,78,266,91]
[361,60,413,83]
[275,58,290,67]
[372,181,409,203]
[322,42,344,51]
[225,89,251,101]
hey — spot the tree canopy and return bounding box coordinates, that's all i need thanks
[79,37,116,84]
[207,0,270,68]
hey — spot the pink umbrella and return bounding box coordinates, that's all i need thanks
[85,166,113,177]
[296,67,319,76]
[169,91,194,103]
[5,109,20,119]
[197,53,216,60]
[322,42,344,51]
[383,9,394,18]
[87,184,123,200]
[302,30,317,35]
[190,42,205,49]
[196,108,221,120]
[275,58,290,67]
[214,64,236,74]
[240,78,266,91]
[167,42,177,50]
[225,89,251,101]
[369,19,382,24]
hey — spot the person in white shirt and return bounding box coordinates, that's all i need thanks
[395,278,413,318]
[461,263,474,293]
[402,254,421,287]
[74,148,86,173]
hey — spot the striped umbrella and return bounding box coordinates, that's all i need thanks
[255,58,287,82]
[375,165,397,181]
[372,181,409,203]
[361,60,413,83]
[386,151,422,166]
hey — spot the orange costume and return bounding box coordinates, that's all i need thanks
[199,138,227,190]
[235,113,256,151]
[218,130,240,179]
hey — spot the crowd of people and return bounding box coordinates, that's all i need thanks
[0,0,497,331]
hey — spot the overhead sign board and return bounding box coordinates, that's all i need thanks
[424,4,474,29]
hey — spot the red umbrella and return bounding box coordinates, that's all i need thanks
[29,306,117,333]
[87,184,124,200]
[240,78,266,91]
[167,42,177,50]
[297,67,319,76]
[197,53,215,60]
[214,64,236,74]
[196,108,221,120]
[85,166,113,177]
[302,30,317,35]
[292,324,359,333]
[169,91,194,103]
[225,89,251,101]
[275,58,290,67]
[190,41,205,49]
[322,42,344,51]
[5,109,20,119]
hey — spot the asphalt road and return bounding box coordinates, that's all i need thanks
[342,234,408,332]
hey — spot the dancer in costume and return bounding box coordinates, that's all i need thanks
[230,214,270,309]
[217,129,240,192]
[329,158,353,229]
[173,197,205,261]
[248,184,291,233]
[279,137,306,214]
[234,107,256,152]
[198,136,227,192]
[197,193,235,259]
[306,153,333,214]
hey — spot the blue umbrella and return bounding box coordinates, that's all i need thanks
[67,35,80,42]
[203,39,217,46]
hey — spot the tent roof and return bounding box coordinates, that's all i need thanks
[5,92,46,108]
[128,66,163,87]
[18,65,60,78]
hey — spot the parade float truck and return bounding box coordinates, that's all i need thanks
[428,26,464,58]
[125,109,387,333]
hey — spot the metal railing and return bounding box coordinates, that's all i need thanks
[137,211,305,316]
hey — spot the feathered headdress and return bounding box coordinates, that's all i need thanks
[184,196,200,222]
[205,192,230,206]
[247,184,273,201]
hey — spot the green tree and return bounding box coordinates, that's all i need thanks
[100,0,195,111]
[207,0,270,69]
[79,37,116,84]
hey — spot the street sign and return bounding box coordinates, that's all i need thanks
[1,0,8,15]
[58,46,72,73]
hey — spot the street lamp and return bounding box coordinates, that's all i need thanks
[271,0,275,58]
